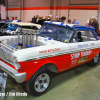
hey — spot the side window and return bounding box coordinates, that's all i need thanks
[89,31,97,41]
[72,30,97,43]
[72,31,89,43]
[81,31,89,42]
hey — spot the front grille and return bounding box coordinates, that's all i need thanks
[0,44,16,66]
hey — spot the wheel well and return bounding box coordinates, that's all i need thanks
[41,63,58,73]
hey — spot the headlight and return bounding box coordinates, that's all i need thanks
[13,58,21,70]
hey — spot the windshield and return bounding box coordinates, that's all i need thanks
[39,24,75,42]
[1,23,18,31]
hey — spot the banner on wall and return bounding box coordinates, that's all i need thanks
[1,5,6,19]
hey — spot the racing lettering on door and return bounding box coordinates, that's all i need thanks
[70,50,92,66]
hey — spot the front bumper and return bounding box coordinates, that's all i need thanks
[0,60,26,83]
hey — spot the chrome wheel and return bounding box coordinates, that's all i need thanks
[34,73,50,92]
[94,53,99,64]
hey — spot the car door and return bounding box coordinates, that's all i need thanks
[69,30,100,68]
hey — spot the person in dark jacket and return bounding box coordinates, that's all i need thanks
[36,17,43,26]
[31,16,36,23]
[68,19,71,24]
[61,16,66,23]
[91,16,99,35]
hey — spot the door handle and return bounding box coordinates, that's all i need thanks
[91,43,94,45]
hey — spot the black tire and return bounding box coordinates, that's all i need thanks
[87,53,99,66]
[26,68,52,96]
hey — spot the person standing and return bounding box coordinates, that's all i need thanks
[36,17,43,26]
[91,16,99,36]
[72,18,79,24]
[45,16,50,21]
[61,16,66,23]
[55,16,60,22]
[31,16,36,23]
[85,18,92,27]
[68,19,71,24]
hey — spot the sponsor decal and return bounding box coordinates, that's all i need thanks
[39,48,60,54]
[78,43,88,47]
[71,50,92,60]
[81,50,92,57]
[78,56,88,64]
[71,52,80,60]
[70,50,92,66]
[70,59,78,66]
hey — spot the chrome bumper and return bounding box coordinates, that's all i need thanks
[0,61,26,83]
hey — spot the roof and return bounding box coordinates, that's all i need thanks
[44,21,95,31]
[8,22,41,29]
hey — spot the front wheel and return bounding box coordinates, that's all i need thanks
[26,68,52,96]
[87,53,99,66]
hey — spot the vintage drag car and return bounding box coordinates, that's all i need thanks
[0,21,100,96]
[0,22,41,36]
[0,20,21,29]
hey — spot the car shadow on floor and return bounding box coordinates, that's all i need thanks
[48,60,100,91]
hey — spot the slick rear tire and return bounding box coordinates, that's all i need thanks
[87,53,99,66]
[26,68,52,96]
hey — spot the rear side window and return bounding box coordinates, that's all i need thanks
[72,30,97,43]
[89,31,97,41]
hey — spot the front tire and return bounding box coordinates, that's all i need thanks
[87,53,99,66]
[26,68,52,96]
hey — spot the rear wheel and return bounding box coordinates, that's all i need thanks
[87,53,99,66]
[26,68,52,96]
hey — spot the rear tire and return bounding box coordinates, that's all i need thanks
[26,68,52,96]
[87,53,99,66]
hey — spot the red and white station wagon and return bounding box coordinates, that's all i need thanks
[0,21,100,96]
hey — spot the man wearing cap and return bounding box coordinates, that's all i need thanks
[61,16,66,24]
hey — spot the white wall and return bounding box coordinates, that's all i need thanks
[69,10,98,25]
[23,10,50,22]
[8,10,20,20]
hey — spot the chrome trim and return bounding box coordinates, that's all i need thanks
[34,73,50,92]
[0,47,16,66]
[25,44,100,61]
[0,61,26,83]
[0,43,17,52]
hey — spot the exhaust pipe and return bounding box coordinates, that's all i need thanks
[35,30,38,46]
[17,28,21,49]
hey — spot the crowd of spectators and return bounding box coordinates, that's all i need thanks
[31,15,50,26]
[6,15,79,26]
[31,15,80,26]
[8,14,98,35]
